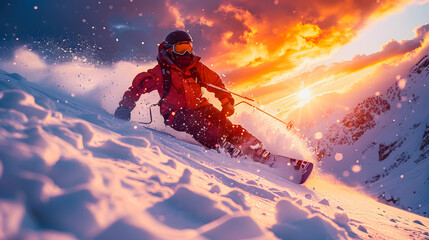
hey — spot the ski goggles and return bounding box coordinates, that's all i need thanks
[172,41,193,55]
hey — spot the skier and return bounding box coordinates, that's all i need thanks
[114,30,274,164]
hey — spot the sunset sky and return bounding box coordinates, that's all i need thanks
[1,0,428,119]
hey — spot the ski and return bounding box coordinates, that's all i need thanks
[270,155,314,184]
[286,157,314,184]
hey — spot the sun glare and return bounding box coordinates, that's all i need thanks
[297,88,312,106]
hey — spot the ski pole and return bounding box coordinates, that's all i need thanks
[205,83,255,102]
[205,83,293,129]
[138,103,159,124]
[139,85,293,129]
[234,101,294,129]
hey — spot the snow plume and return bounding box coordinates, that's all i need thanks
[231,108,315,162]
[0,47,158,114]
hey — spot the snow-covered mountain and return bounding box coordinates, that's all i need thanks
[313,55,429,217]
[0,61,428,239]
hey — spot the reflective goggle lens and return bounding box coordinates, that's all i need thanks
[173,42,193,55]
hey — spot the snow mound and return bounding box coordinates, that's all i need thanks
[0,68,428,239]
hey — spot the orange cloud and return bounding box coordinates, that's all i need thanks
[244,23,429,104]
[171,0,412,93]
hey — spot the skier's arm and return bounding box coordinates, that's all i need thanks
[118,72,158,110]
[199,64,234,106]
[115,72,158,120]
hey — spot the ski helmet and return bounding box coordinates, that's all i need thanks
[165,30,193,48]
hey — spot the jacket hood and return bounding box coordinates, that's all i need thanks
[157,41,200,71]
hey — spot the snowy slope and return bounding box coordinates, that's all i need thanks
[311,55,429,217]
[0,68,428,240]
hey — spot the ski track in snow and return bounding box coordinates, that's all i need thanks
[0,68,428,240]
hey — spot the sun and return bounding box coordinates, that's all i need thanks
[297,88,312,106]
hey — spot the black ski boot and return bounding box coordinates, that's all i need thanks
[236,137,275,166]
[248,140,275,166]
[219,139,243,158]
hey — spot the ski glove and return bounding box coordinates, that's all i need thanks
[221,102,235,117]
[114,106,131,121]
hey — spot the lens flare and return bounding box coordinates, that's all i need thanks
[297,88,312,106]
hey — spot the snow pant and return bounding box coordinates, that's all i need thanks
[168,105,257,150]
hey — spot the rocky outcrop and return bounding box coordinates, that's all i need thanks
[419,124,429,150]
[379,140,404,161]
[311,53,429,216]
[410,55,429,75]
[315,96,390,158]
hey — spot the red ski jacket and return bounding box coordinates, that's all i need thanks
[118,42,234,125]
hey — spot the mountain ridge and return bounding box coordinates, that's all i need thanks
[312,55,429,216]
